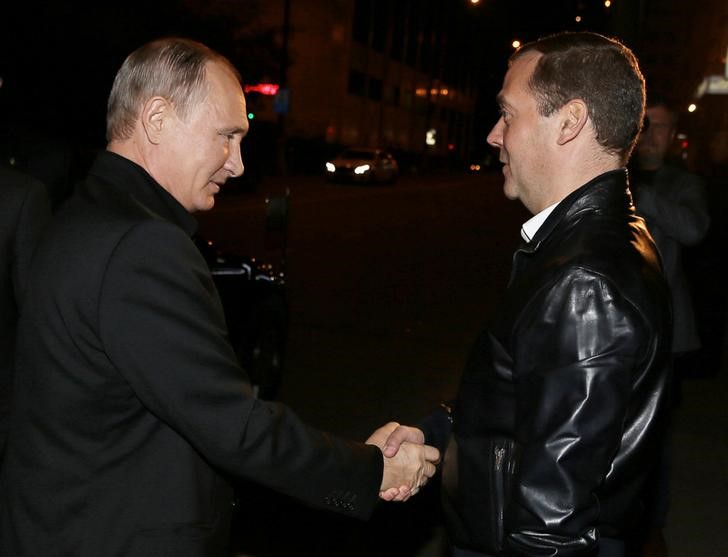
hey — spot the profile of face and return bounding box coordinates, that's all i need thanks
[155,61,248,212]
[636,105,675,171]
[487,52,558,214]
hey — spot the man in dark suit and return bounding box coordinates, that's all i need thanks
[0,166,50,458]
[0,38,438,556]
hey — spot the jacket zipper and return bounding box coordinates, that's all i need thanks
[493,445,506,550]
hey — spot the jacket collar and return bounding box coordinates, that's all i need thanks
[521,168,632,254]
[87,150,198,237]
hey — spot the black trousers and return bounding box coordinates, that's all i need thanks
[452,537,625,557]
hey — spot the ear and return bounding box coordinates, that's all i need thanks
[140,96,172,145]
[556,99,589,146]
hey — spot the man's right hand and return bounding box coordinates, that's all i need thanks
[379,441,439,502]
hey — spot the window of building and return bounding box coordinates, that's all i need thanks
[348,70,367,97]
[368,77,383,101]
[352,0,371,45]
[384,85,400,106]
[371,0,388,52]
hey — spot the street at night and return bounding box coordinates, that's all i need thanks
[199,170,727,556]
[2,0,727,555]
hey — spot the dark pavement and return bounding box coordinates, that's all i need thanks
[198,172,728,557]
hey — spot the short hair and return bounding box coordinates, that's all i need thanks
[512,31,645,162]
[106,37,240,141]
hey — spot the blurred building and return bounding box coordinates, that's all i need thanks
[245,0,479,173]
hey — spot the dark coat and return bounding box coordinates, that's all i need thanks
[632,164,710,353]
[0,152,382,557]
[440,170,672,555]
[0,166,50,456]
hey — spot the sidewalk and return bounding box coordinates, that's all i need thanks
[665,363,728,555]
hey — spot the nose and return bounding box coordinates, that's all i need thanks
[487,118,504,149]
[225,139,245,178]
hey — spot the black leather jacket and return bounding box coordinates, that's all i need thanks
[441,169,672,556]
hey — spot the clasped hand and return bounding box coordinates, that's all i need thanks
[366,422,439,502]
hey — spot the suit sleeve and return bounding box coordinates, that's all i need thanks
[504,268,645,555]
[98,220,382,518]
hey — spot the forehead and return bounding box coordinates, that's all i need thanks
[499,52,541,106]
[201,61,248,131]
[645,105,674,124]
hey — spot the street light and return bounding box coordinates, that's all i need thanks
[512,40,521,49]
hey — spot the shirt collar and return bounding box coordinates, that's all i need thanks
[520,202,558,243]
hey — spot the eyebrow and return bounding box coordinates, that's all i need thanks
[219,126,247,135]
[496,93,512,110]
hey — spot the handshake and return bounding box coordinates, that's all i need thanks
[366,422,440,502]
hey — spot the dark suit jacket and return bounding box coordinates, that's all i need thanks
[633,164,710,352]
[0,166,50,456]
[0,152,382,557]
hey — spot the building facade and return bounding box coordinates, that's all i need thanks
[246,0,479,172]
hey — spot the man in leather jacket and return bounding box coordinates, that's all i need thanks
[383,32,672,556]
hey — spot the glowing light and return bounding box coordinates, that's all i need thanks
[415,87,428,97]
[326,162,335,173]
[688,103,697,112]
[512,40,521,49]
[243,83,280,96]
[247,112,255,120]
[575,15,582,23]
[426,128,437,146]
[604,0,611,6]
[470,0,481,4]
[354,164,371,175]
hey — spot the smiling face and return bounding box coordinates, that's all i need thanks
[157,61,248,212]
[486,52,559,214]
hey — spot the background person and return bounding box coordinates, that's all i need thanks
[0,165,50,459]
[383,32,672,557]
[0,38,438,557]
[630,99,710,556]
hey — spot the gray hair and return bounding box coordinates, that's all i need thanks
[106,37,240,141]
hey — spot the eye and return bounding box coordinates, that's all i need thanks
[500,110,511,126]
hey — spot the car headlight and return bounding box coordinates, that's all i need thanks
[325,162,336,173]
[354,164,371,175]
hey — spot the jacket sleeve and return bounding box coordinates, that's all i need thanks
[635,171,710,247]
[98,220,383,519]
[504,268,646,556]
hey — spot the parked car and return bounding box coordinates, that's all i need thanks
[325,147,399,183]
[194,235,287,400]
